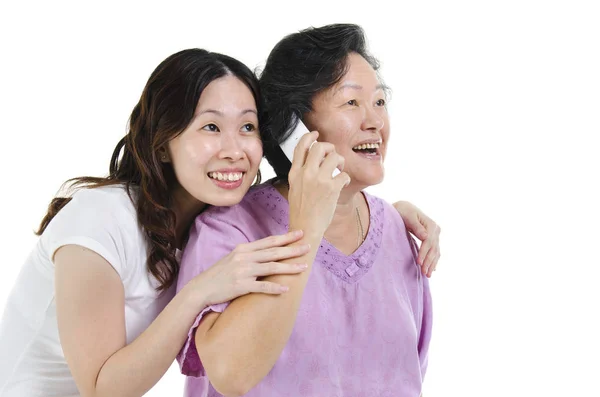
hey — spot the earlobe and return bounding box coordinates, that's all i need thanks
[158,147,170,163]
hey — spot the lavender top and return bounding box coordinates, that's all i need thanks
[176,182,432,396]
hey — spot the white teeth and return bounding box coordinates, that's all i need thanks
[353,143,381,150]
[208,172,243,181]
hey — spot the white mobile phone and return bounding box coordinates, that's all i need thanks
[279,118,340,176]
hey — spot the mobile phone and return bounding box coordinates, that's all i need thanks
[279,118,340,176]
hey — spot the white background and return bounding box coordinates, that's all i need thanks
[1,1,599,396]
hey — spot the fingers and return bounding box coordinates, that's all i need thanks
[333,171,351,190]
[249,262,308,278]
[417,239,431,269]
[238,230,304,252]
[248,244,311,263]
[426,253,440,278]
[419,241,440,278]
[290,131,319,173]
[305,141,336,173]
[247,281,292,294]
[404,209,429,242]
[320,150,345,177]
[412,222,429,241]
[421,247,436,276]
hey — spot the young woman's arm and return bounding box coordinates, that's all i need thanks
[55,231,307,397]
[55,245,204,397]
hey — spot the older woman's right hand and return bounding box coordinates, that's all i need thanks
[287,131,351,238]
[192,230,311,306]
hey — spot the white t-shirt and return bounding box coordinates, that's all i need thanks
[0,186,176,396]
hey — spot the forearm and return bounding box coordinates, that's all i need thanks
[199,233,321,394]
[93,287,204,397]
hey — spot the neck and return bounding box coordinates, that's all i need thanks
[274,180,366,242]
[325,187,366,242]
[331,187,362,224]
[170,184,207,249]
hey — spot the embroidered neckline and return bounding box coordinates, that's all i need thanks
[248,183,384,283]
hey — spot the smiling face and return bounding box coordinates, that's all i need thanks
[164,74,263,207]
[304,52,390,190]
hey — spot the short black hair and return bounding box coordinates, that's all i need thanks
[259,23,380,179]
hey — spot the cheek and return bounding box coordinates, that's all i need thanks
[320,114,357,146]
[171,135,217,170]
[242,137,263,166]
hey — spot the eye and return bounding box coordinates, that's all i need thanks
[241,123,257,133]
[202,123,220,132]
[346,99,358,106]
[376,98,386,107]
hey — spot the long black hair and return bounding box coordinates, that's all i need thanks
[38,49,263,291]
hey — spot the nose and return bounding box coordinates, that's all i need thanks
[218,132,245,162]
[362,106,385,132]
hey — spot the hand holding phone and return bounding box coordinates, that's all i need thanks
[279,119,340,177]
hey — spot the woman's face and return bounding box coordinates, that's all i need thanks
[166,75,263,207]
[304,53,389,190]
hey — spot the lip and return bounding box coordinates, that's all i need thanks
[207,168,247,190]
[208,174,245,190]
[353,150,382,160]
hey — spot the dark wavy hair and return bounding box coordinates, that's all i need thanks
[37,48,263,291]
[259,23,382,179]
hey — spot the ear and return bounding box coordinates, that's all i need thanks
[158,147,171,163]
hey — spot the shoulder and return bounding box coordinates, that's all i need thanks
[364,191,405,229]
[59,185,138,227]
[40,185,144,280]
[70,185,136,213]
[197,182,284,229]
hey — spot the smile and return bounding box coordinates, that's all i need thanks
[208,172,244,182]
[352,142,381,155]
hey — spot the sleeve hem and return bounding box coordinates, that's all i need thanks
[177,302,229,377]
[49,236,124,278]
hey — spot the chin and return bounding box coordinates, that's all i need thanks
[204,191,247,207]
[191,181,252,208]
[355,168,385,188]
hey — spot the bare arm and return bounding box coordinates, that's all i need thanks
[195,232,321,396]
[55,245,204,397]
[195,132,351,396]
[55,231,307,397]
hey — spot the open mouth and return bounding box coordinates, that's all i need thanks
[352,142,381,156]
[208,172,244,182]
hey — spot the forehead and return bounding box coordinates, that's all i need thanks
[319,53,383,103]
[339,53,380,87]
[196,75,257,110]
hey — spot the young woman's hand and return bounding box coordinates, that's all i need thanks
[393,201,441,277]
[188,230,311,306]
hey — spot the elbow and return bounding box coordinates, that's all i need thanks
[206,359,255,397]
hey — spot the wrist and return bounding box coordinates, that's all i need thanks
[289,221,324,244]
[180,278,210,314]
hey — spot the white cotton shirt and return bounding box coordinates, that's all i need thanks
[0,186,176,397]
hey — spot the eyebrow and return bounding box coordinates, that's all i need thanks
[197,108,257,117]
[336,83,387,93]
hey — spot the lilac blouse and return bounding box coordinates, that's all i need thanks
[176,183,432,396]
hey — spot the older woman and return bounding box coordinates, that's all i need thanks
[177,24,432,396]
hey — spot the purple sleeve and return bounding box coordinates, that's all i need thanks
[418,275,433,379]
[406,229,433,380]
[175,209,250,377]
